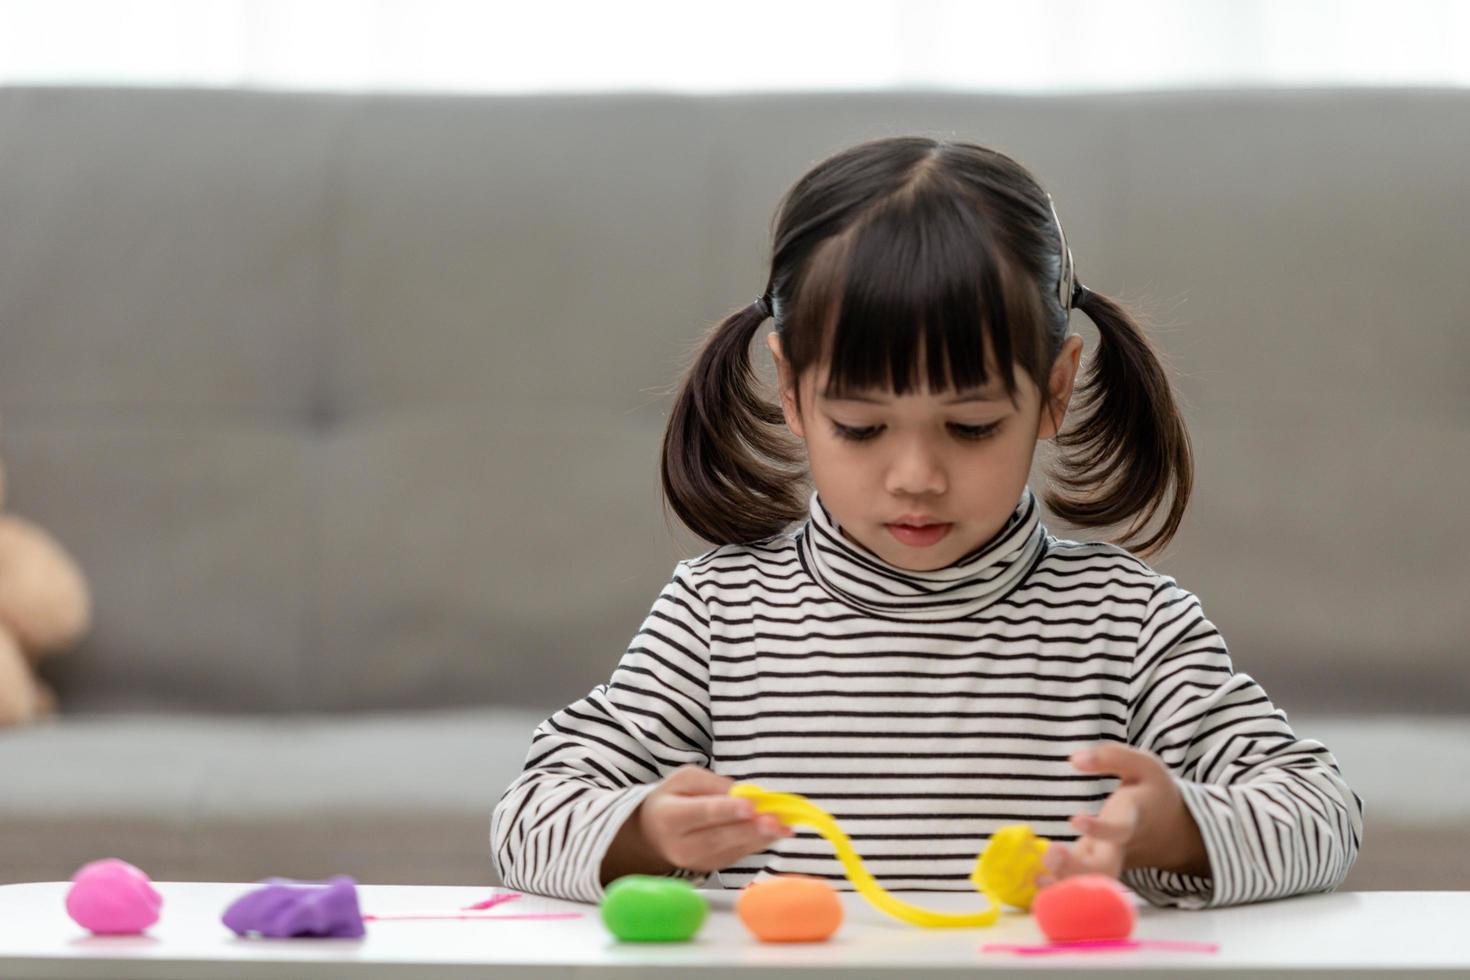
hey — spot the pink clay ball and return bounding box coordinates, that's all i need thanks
[65,858,163,935]
[1031,874,1135,942]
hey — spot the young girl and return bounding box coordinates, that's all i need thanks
[490,136,1364,910]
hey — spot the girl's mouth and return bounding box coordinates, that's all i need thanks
[886,522,954,548]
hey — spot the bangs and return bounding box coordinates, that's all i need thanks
[786,182,1048,409]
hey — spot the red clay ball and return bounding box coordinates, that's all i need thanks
[1031,874,1136,942]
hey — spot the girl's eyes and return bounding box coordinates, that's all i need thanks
[829,421,1001,443]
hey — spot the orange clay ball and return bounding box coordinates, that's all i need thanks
[736,875,843,943]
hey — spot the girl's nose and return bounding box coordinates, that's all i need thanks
[884,439,947,497]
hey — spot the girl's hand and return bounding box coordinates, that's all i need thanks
[638,765,795,872]
[1035,744,1210,888]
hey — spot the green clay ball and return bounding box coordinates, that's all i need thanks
[600,875,708,942]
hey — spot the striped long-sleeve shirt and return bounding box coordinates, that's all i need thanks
[490,483,1365,909]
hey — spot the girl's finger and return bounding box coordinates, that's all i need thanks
[690,814,792,864]
[1070,812,1131,844]
[758,815,795,837]
[674,794,756,833]
[1096,788,1142,829]
[665,765,734,796]
[1072,836,1124,878]
[1040,842,1069,877]
[1037,842,1073,889]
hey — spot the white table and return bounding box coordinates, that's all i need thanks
[1,882,1466,978]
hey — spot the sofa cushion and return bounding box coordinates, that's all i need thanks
[2,710,1467,890]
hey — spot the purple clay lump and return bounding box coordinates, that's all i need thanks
[221,875,365,939]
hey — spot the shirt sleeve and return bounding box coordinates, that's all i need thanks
[490,558,717,902]
[1119,575,1366,910]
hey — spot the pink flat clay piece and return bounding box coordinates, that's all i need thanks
[462,892,522,911]
[361,912,583,922]
[65,858,163,935]
[361,891,580,923]
[982,939,1221,955]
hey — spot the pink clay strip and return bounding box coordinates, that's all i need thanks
[981,939,1219,955]
[362,912,583,922]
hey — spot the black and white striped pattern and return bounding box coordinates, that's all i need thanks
[800,484,1049,620]
[491,485,1365,909]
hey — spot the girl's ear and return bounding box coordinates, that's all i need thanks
[1037,334,1084,441]
[766,332,806,439]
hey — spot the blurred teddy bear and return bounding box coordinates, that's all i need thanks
[0,431,92,727]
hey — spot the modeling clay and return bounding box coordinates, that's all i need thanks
[65,858,163,935]
[220,875,365,939]
[361,912,583,922]
[600,875,708,942]
[981,938,1220,955]
[731,782,1050,928]
[362,891,577,921]
[976,824,1052,910]
[1031,873,1135,942]
[736,875,843,942]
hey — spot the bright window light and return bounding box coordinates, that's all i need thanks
[0,0,1466,92]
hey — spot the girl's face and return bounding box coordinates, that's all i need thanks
[767,330,1083,572]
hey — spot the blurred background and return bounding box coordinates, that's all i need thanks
[0,0,1465,892]
[4,0,1470,92]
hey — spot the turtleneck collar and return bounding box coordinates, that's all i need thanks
[794,484,1048,621]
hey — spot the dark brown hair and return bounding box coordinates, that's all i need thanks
[660,136,1193,559]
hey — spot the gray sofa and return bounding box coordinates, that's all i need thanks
[1,86,1466,891]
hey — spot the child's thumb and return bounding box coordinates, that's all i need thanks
[664,763,732,795]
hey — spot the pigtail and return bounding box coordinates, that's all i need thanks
[660,299,806,545]
[1045,287,1194,559]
